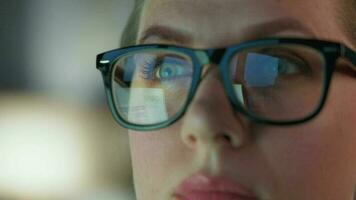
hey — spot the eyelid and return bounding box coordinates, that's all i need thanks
[257,47,314,74]
[258,47,307,64]
[141,52,188,69]
[140,53,192,78]
[258,47,300,57]
[154,53,188,60]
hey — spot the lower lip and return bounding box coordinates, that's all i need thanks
[175,191,257,200]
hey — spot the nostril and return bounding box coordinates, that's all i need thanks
[187,135,197,145]
[215,133,232,145]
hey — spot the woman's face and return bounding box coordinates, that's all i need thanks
[129,0,356,199]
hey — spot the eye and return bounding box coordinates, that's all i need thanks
[277,58,307,75]
[260,48,312,77]
[157,63,178,79]
[154,56,192,80]
[137,52,193,82]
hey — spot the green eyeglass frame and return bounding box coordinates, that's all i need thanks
[96,38,356,131]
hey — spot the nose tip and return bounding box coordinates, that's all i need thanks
[184,130,238,148]
[180,67,250,150]
[182,120,247,150]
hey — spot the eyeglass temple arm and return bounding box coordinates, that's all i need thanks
[341,45,356,69]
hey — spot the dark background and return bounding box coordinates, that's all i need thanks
[1,0,28,90]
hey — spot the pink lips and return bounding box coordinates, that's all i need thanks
[174,173,257,200]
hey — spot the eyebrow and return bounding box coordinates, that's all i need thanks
[139,18,316,45]
[244,18,316,39]
[139,25,193,44]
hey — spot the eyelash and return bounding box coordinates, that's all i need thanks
[140,58,160,79]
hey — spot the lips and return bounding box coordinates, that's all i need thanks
[174,173,257,200]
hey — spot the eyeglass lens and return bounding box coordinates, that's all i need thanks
[111,45,326,125]
[230,44,325,121]
[112,50,193,125]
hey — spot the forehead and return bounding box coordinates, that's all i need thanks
[145,0,288,19]
[138,0,338,47]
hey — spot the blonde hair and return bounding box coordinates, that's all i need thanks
[120,0,145,47]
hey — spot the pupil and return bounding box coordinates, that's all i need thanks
[161,66,174,78]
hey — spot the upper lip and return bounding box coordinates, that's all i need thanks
[174,172,257,200]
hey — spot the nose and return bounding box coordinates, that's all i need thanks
[180,65,252,150]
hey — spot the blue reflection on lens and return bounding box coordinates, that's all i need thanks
[245,53,278,87]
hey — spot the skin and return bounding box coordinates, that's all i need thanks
[128,0,356,199]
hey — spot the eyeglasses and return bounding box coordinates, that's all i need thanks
[96,38,356,131]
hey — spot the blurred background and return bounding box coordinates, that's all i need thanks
[0,0,135,199]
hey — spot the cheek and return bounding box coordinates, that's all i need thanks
[129,131,173,182]
[128,124,191,197]
[256,72,356,190]
[325,72,356,179]
[129,131,171,198]
[329,73,356,136]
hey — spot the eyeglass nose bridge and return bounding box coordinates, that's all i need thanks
[194,48,227,66]
[191,48,245,115]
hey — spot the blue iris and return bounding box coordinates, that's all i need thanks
[159,64,177,79]
[156,57,190,80]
